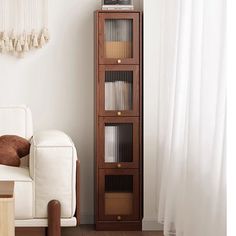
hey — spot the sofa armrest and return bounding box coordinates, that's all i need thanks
[29,130,77,218]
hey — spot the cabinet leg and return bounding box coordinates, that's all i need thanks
[47,200,61,236]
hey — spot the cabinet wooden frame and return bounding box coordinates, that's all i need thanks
[98,12,140,65]
[95,10,143,231]
[98,65,140,117]
[98,169,140,221]
[98,117,140,169]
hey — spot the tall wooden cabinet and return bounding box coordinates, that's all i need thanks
[94,10,142,231]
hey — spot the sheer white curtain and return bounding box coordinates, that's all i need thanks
[145,0,226,235]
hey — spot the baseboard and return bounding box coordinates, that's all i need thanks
[80,214,94,224]
[142,218,163,231]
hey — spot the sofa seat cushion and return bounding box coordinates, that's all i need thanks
[0,165,33,220]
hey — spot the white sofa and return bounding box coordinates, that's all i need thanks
[0,105,79,230]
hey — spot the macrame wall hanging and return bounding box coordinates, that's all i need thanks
[0,0,49,57]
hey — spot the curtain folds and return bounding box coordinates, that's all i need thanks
[148,0,226,235]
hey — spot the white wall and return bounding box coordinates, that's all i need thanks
[0,0,141,224]
[143,0,163,231]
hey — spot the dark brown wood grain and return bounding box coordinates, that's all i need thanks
[139,11,144,221]
[95,10,143,231]
[96,222,142,231]
[47,200,61,236]
[15,227,45,236]
[62,224,163,235]
[17,225,163,236]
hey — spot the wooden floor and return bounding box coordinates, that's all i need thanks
[62,225,163,236]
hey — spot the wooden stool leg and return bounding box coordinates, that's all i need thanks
[47,200,61,236]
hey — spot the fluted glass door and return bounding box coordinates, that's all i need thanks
[105,124,133,163]
[105,19,133,59]
[98,117,139,168]
[105,175,133,216]
[99,169,139,221]
[98,13,139,64]
[99,65,139,116]
[105,71,133,111]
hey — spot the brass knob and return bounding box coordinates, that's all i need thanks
[117,111,122,116]
[117,163,122,168]
[117,216,122,221]
[117,59,121,64]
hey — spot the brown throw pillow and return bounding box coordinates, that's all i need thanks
[0,135,31,167]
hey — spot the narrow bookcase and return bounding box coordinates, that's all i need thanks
[94,10,143,231]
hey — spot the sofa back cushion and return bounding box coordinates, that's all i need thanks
[0,106,33,140]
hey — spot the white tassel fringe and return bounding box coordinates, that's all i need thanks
[0,28,49,56]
